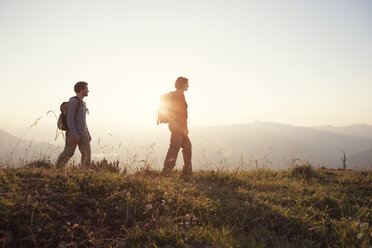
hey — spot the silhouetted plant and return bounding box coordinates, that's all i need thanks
[289,162,317,179]
[90,158,121,173]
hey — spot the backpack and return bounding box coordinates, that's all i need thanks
[57,97,81,131]
[156,91,176,125]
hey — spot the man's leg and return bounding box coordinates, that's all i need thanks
[56,131,77,168]
[181,135,192,174]
[78,133,91,169]
[163,132,183,173]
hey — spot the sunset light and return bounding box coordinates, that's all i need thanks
[1,1,371,247]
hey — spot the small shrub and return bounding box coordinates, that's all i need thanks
[289,163,317,179]
[25,158,53,169]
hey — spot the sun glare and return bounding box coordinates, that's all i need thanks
[131,89,164,127]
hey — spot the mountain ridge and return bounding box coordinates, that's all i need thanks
[1,122,372,169]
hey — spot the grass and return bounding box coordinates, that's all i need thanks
[0,163,371,247]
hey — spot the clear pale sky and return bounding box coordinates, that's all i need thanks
[1,0,371,136]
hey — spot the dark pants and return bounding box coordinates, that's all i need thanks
[56,131,91,169]
[163,132,192,174]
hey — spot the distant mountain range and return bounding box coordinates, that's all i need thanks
[1,122,372,170]
[0,129,62,166]
[314,124,372,139]
[190,122,372,170]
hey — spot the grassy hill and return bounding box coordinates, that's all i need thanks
[0,163,371,247]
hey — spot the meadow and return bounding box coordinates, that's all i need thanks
[0,161,371,248]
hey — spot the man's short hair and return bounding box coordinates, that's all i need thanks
[74,81,88,93]
[174,77,188,90]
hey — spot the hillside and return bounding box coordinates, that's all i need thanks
[348,148,372,169]
[0,164,371,247]
[315,124,372,139]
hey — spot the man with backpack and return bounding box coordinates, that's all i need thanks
[161,76,192,176]
[56,81,91,169]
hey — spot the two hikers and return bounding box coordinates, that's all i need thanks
[57,77,192,176]
[56,81,91,169]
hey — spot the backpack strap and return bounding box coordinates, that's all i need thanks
[72,96,82,113]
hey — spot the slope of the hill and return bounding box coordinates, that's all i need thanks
[0,164,371,247]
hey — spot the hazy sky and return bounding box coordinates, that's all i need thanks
[1,0,371,137]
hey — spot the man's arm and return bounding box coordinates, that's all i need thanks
[67,98,78,137]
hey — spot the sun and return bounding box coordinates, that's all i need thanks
[128,88,164,127]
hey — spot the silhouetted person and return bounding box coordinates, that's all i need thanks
[163,77,192,176]
[56,82,91,168]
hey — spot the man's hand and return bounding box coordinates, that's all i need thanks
[72,136,80,144]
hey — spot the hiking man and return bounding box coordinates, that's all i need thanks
[56,81,91,168]
[162,76,192,176]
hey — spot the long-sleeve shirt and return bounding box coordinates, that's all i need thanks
[67,97,88,136]
[169,91,188,134]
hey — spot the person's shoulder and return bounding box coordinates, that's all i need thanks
[167,91,177,99]
[172,91,183,97]
[69,97,80,104]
